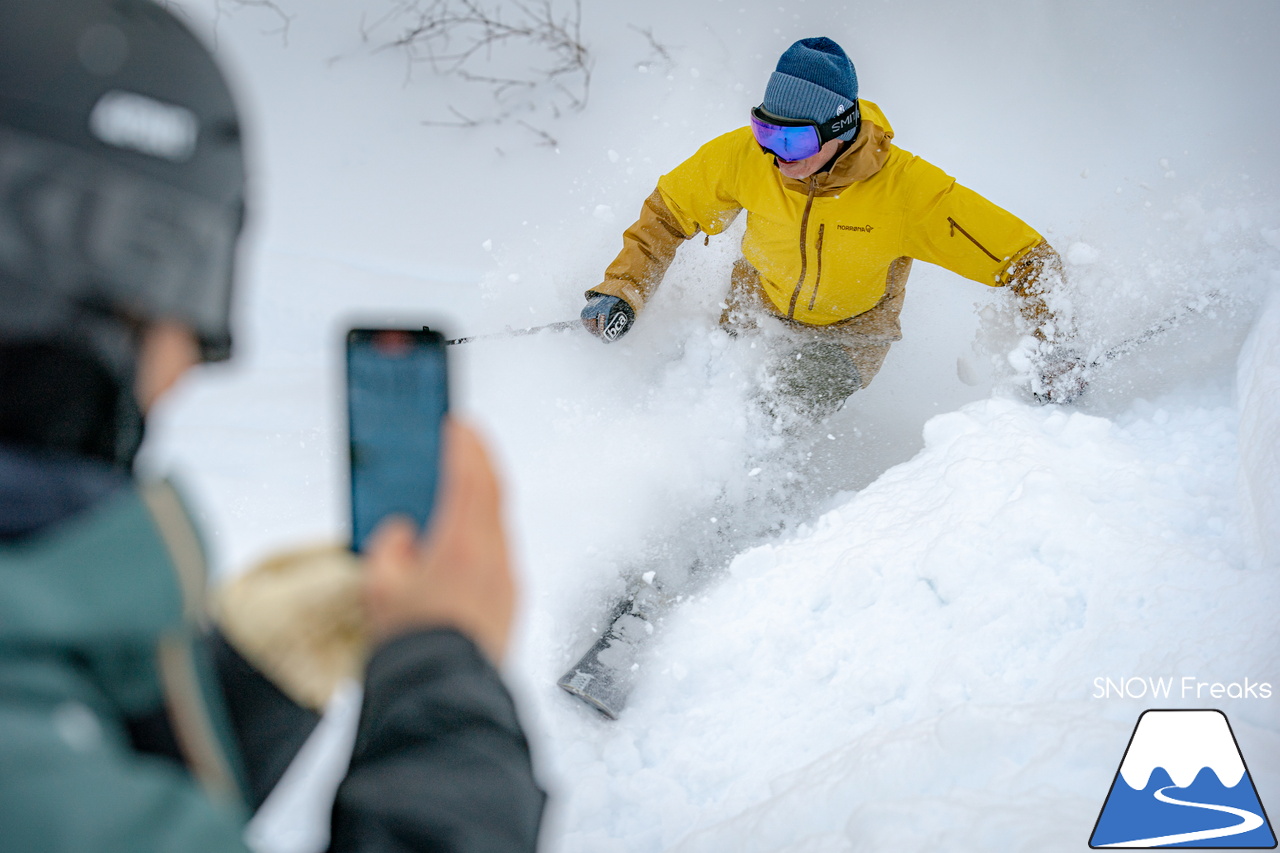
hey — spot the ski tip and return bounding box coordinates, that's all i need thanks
[557,671,623,720]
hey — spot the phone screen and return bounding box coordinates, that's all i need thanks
[346,328,448,553]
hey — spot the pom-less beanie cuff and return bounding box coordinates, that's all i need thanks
[763,73,859,141]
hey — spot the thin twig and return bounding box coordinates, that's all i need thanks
[380,0,591,131]
[517,119,558,148]
[629,24,674,73]
[215,0,292,46]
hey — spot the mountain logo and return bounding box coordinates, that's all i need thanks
[1090,709,1276,848]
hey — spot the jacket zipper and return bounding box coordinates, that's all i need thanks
[807,223,826,312]
[947,216,1000,262]
[787,178,820,319]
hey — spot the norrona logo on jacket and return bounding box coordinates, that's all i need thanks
[837,224,875,232]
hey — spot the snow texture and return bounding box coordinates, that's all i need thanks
[1238,289,1280,569]
[149,2,1280,851]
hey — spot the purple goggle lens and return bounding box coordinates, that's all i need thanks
[750,110,822,162]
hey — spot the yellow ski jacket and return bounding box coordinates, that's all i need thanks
[593,100,1057,337]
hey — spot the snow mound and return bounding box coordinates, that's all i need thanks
[1237,290,1280,569]
[537,381,1277,850]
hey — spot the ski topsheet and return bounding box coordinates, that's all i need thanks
[556,390,849,718]
[557,475,804,718]
[557,582,670,719]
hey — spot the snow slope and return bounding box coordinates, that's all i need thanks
[149,1,1280,850]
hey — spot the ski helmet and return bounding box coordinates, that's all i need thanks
[0,0,247,465]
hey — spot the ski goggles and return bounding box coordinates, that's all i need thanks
[749,103,861,162]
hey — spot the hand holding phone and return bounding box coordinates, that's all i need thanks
[346,328,515,662]
[361,420,515,663]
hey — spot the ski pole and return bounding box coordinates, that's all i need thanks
[1088,289,1226,369]
[424,319,579,346]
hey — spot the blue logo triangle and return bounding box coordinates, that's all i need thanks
[1090,710,1276,848]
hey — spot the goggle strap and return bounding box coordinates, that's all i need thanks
[816,101,860,143]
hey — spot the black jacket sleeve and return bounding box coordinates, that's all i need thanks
[208,628,322,811]
[327,628,546,853]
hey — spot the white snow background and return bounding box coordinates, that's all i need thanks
[144,1,1280,851]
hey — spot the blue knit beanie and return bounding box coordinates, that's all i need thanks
[763,37,860,142]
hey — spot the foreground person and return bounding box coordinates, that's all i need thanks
[0,1,544,850]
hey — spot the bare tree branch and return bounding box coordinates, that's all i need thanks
[213,0,293,46]
[629,24,674,74]
[379,0,591,130]
[516,119,558,148]
[422,105,484,128]
[158,0,292,47]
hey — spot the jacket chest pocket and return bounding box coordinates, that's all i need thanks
[804,219,897,317]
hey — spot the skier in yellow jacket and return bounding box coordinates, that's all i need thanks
[581,37,1080,417]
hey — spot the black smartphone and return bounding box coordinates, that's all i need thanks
[346,328,448,553]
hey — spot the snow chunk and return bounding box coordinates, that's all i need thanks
[728,545,776,580]
[1237,289,1280,567]
[1066,241,1101,265]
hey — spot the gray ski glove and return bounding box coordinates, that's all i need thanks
[581,293,636,342]
[1032,345,1089,404]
